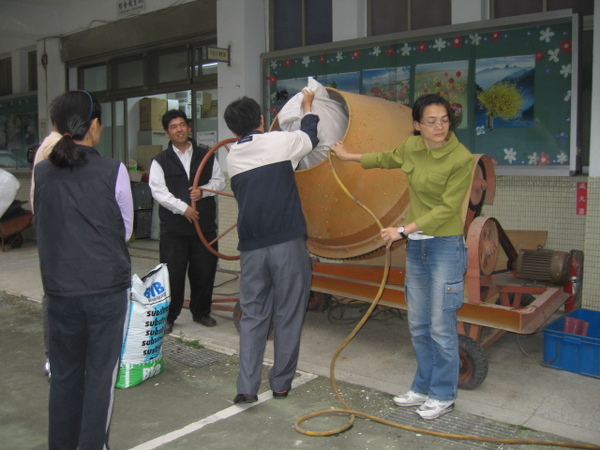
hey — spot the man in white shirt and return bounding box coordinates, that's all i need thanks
[149,110,226,334]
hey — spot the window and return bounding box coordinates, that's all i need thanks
[115,58,144,89]
[81,65,108,92]
[157,47,190,84]
[493,0,543,18]
[0,58,12,97]
[370,0,408,35]
[193,47,219,77]
[493,0,593,18]
[272,0,333,51]
[411,0,451,30]
[369,0,451,36]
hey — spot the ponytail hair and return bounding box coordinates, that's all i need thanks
[49,90,102,168]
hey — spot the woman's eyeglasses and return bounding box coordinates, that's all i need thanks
[419,119,450,128]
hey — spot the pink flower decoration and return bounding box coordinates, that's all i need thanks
[417,42,428,53]
[267,75,277,85]
[535,50,546,61]
[386,45,395,57]
[318,55,326,64]
[539,152,551,166]
[284,59,293,67]
[451,36,463,48]
[490,31,501,42]
[350,50,361,60]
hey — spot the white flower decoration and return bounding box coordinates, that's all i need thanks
[539,27,554,43]
[372,46,381,57]
[556,152,568,164]
[548,48,560,62]
[270,92,277,101]
[469,33,481,45]
[560,64,572,78]
[302,56,311,67]
[564,90,572,102]
[504,148,517,164]
[270,61,278,70]
[528,152,539,165]
[432,38,447,51]
[400,43,411,56]
[476,126,485,136]
[335,52,344,62]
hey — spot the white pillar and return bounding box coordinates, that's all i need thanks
[36,37,65,138]
[588,5,600,176]
[332,0,367,41]
[451,0,489,24]
[217,0,267,145]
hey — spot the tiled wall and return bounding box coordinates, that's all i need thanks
[473,174,598,311]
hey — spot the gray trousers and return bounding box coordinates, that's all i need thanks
[237,237,312,395]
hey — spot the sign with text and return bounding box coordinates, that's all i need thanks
[197,131,217,149]
[576,182,587,216]
[206,47,230,65]
[118,0,146,16]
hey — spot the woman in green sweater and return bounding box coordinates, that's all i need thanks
[330,94,474,420]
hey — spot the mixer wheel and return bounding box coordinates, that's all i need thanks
[458,334,488,390]
[307,291,331,312]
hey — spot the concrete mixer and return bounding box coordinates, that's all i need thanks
[193,88,583,389]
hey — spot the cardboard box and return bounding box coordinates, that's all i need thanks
[200,92,213,115]
[136,145,163,172]
[139,98,168,131]
[205,99,218,118]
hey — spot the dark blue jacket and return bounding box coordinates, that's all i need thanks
[34,146,130,297]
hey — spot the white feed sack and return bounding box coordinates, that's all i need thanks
[116,263,171,389]
[277,77,348,170]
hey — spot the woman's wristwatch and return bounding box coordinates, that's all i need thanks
[397,226,408,240]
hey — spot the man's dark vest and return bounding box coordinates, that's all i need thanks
[153,140,216,236]
[34,146,130,297]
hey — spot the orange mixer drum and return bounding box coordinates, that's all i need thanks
[271,88,414,259]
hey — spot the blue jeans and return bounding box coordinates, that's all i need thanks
[405,235,466,402]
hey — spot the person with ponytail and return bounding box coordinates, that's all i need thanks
[34,90,133,450]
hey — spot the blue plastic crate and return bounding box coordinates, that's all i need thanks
[543,309,600,378]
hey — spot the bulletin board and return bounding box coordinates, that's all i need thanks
[261,11,579,176]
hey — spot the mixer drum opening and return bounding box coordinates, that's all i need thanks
[271,88,415,260]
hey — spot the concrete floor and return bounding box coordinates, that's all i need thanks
[1,238,599,449]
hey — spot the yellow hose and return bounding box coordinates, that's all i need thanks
[293,150,599,449]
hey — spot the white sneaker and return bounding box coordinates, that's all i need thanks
[416,398,454,420]
[393,390,428,407]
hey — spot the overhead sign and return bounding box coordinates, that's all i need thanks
[206,46,230,65]
[117,0,146,16]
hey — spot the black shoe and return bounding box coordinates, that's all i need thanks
[194,314,217,327]
[164,321,174,335]
[233,394,258,404]
[272,390,289,399]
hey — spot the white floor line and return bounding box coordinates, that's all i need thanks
[127,371,318,450]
